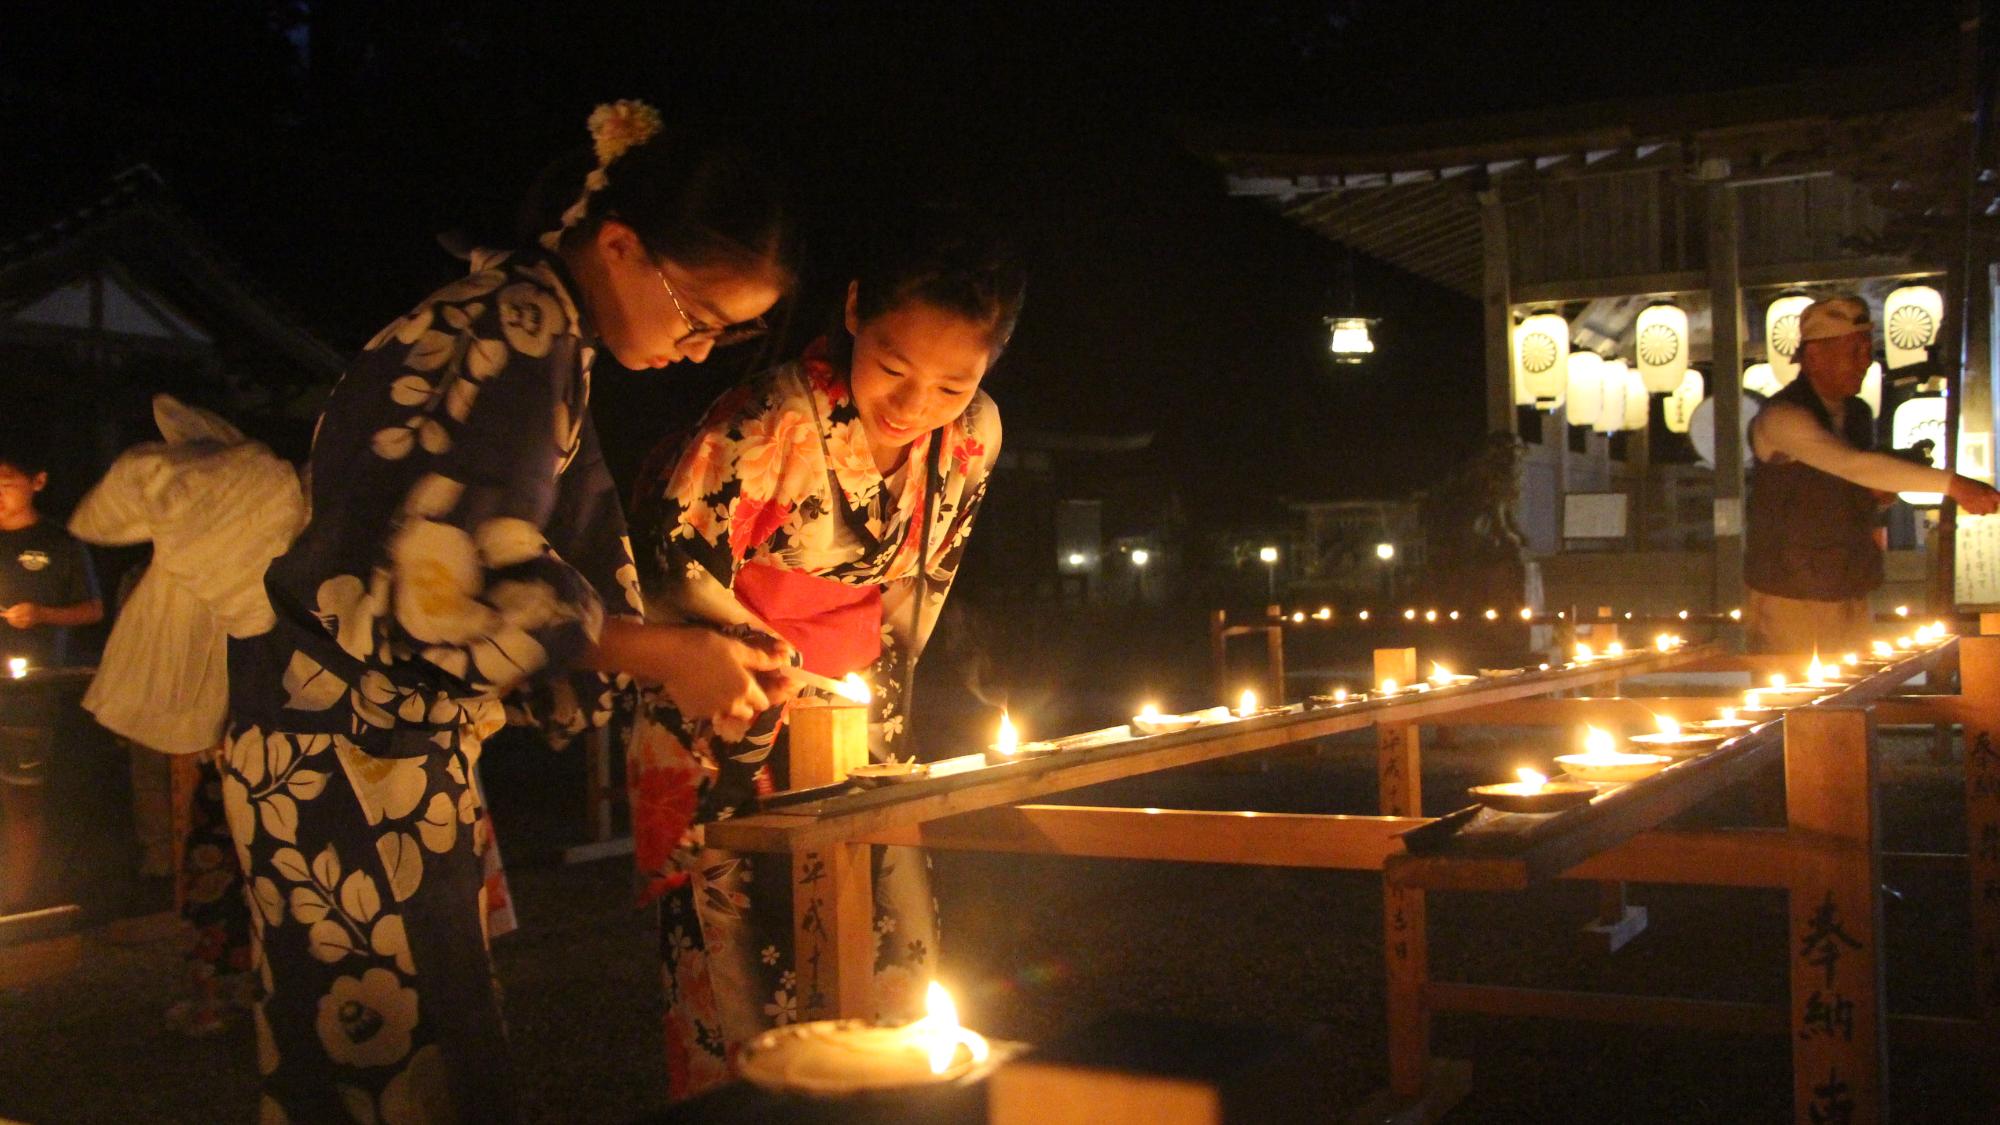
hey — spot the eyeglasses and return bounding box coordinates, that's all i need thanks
[656,264,768,348]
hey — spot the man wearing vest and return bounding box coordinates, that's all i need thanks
[1744,295,2000,654]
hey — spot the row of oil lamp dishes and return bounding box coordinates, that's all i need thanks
[1264,604,1933,626]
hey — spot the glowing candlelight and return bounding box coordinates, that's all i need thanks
[1429,662,1453,686]
[1656,715,1681,737]
[1720,707,1737,722]
[1745,689,1762,709]
[1805,656,1834,685]
[1520,607,1534,621]
[1655,633,1673,652]
[1678,609,1690,620]
[1424,609,1437,623]
[1332,686,1349,703]
[1314,606,1332,620]
[994,711,1018,755]
[6,657,25,680]
[1768,672,1787,689]
[1729,608,1742,621]
[1448,610,1460,621]
[1516,767,1548,791]
[1895,605,1910,618]
[1139,703,1160,721]
[1292,611,1306,623]
[915,981,990,1074]
[1872,640,1894,658]
[1485,608,1499,621]
[1358,610,1371,621]
[1380,678,1399,696]
[1842,652,1859,666]
[1404,609,1417,621]
[835,673,871,704]
[1605,641,1625,657]
[1574,642,1594,662]
[1584,726,1616,755]
[1237,689,1258,717]
[1896,635,1914,650]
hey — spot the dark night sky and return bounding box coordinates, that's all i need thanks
[0,0,1972,514]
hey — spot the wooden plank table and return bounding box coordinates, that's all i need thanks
[705,635,1990,1123]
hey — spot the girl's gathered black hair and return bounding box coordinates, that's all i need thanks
[851,205,1027,352]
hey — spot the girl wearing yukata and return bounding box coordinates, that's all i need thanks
[221,101,798,1124]
[628,215,1026,1099]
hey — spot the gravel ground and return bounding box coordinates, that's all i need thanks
[0,672,1988,1121]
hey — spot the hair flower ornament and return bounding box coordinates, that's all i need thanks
[587,99,663,166]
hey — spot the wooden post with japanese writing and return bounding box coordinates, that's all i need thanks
[1958,633,2000,1085]
[793,843,873,1021]
[1785,707,1885,1124]
[1376,646,1428,1100]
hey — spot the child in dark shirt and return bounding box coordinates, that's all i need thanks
[0,438,102,910]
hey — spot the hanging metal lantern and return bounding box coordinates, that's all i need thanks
[1564,350,1604,428]
[1513,313,1568,410]
[1882,285,1942,370]
[1859,361,1884,416]
[1665,370,1705,434]
[1742,362,1781,397]
[1765,294,1814,387]
[1890,395,1948,505]
[1622,361,1649,431]
[1326,316,1378,364]
[1634,303,1689,393]
[1594,358,1628,434]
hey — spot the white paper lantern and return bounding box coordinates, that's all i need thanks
[1622,362,1649,431]
[1665,371,1705,433]
[1891,396,1949,505]
[1883,285,1942,370]
[1689,393,1761,468]
[1634,303,1689,392]
[1765,294,1814,387]
[1564,351,1604,428]
[1513,313,1568,409]
[1742,362,1781,397]
[1859,361,1883,416]
[1594,358,1628,434]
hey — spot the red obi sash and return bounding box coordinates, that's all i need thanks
[730,562,883,677]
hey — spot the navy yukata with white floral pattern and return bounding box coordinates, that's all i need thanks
[224,245,641,1125]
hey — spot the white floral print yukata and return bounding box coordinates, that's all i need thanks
[224,245,641,1124]
[627,338,999,1098]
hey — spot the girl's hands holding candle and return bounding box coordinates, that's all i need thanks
[590,620,798,740]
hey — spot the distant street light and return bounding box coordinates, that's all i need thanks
[1375,542,1395,561]
[1257,545,1278,602]
[1130,548,1150,567]
[1066,551,1086,568]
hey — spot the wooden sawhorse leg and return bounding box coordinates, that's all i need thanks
[1785,708,1887,1124]
[793,842,874,1021]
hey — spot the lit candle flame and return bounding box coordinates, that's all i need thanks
[1655,634,1672,652]
[1520,607,1534,621]
[1485,608,1498,620]
[994,711,1017,755]
[1574,642,1594,661]
[1843,652,1858,666]
[1806,656,1831,685]
[1292,611,1305,623]
[1314,606,1332,620]
[917,981,989,1073]
[1584,726,1616,755]
[1729,608,1742,621]
[1896,635,1914,649]
[1605,641,1625,657]
[1895,605,1910,617]
[1745,689,1761,709]
[1678,609,1690,620]
[837,673,871,704]
[1515,767,1548,790]
[1358,610,1371,621]
[1381,678,1398,695]
[1139,703,1160,721]
[1404,609,1416,620]
[1768,672,1787,689]
[1332,686,1349,702]
[1429,662,1452,685]
[1656,715,1681,737]
[1424,609,1437,623]
[1237,688,1258,716]
[1872,640,1894,658]
[1720,707,1737,722]
[5,657,25,680]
